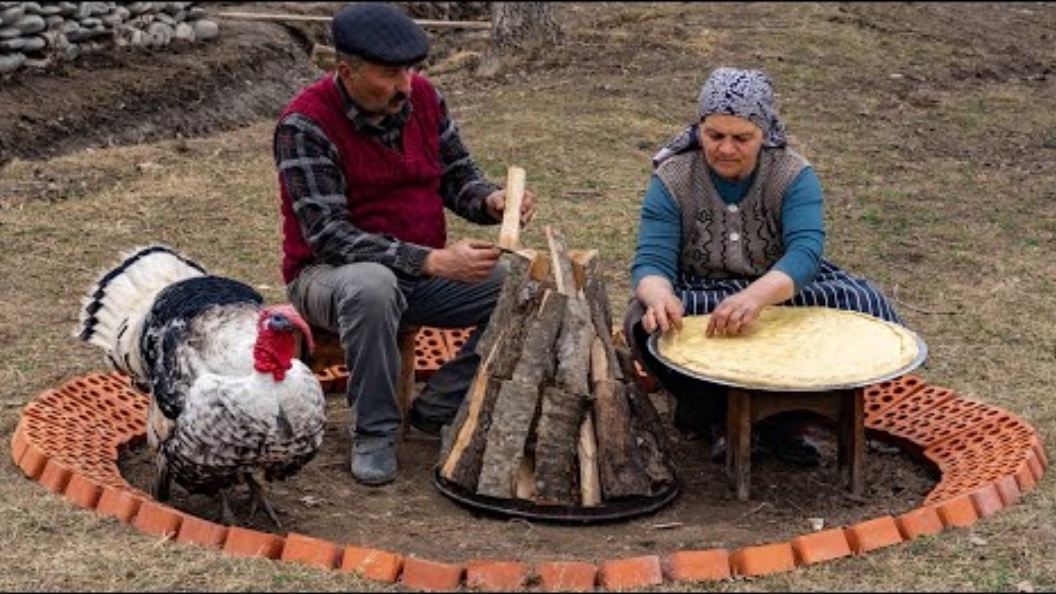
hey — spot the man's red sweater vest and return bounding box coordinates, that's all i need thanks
[277,74,445,283]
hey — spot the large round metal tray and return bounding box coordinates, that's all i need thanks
[432,467,681,524]
[647,317,929,392]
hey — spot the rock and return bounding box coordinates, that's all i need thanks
[21,34,45,53]
[15,13,46,34]
[147,21,172,46]
[0,5,25,26]
[191,19,217,42]
[0,36,24,51]
[0,51,24,73]
[127,2,152,15]
[174,21,194,42]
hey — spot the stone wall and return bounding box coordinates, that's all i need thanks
[0,2,218,75]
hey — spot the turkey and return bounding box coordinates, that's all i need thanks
[76,244,325,527]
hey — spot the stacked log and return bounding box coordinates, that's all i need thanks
[436,226,676,509]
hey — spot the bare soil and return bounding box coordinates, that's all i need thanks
[116,386,936,564]
[3,1,1055,585]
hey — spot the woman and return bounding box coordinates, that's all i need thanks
[624,67,904,465]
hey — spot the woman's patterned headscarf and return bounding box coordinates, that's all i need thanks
[698,67,786,148]
[652,67,787,168]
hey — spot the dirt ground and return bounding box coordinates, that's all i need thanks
[2,1,1055,587]
[117,387,935,564]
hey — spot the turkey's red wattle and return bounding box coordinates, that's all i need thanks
[253,329,295,381]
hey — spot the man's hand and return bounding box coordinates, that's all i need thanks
[485,187,537,227]
[422,239,501,283]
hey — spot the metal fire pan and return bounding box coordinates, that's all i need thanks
[432,468,681,524]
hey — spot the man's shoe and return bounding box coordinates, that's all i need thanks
[408,405,449,438]
[351,437,398,486]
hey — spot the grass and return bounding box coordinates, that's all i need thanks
[1,2,1055,591]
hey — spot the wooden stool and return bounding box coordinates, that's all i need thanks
[298,324,421,439]
[725,386,865,501]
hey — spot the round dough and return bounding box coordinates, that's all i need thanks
[656,306,922,389]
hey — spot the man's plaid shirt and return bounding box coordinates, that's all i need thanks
[274,73,500,280]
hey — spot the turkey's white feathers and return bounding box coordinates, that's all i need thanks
[77,244,206,382]
[75,244,325,523]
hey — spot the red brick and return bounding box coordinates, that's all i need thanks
[95,487,143,524]
[175,514,229,548]
[1015,459,1038,493]
[64,472,104,509]
[1026,449,1044,481]
[329,365,349,394]
[280,532,342,569]
[844,516,903,554]
[896,506,944,540]
[223,526,285,559]
[597,555,663,590]
[863,374,926,421]
[730,542,796,577]
[400,556,463,591]
[937,494,979,529]
[791,528,852,565]
[464,560,529,591]
[969,483,1005,518]
[17,441,48,479]
[10,419,29,464]
[312,367,335,393]
[340,546,404,583]
[535,561,597,592]
[132,499,183,539]
[1032,438,1048,469]
[38,459,73,494]
[994,474,1022,507]
[665,549,731,582]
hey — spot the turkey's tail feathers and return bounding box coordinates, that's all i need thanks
[76,245,206,377]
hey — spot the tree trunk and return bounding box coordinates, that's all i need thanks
[478,2,562,78]
[490,2,562,49]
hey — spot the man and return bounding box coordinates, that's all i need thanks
[274,2,535,486]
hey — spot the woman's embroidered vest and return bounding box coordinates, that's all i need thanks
[655,148,807,279]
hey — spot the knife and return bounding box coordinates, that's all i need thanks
[491,243,520,255]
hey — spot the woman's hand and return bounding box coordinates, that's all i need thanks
[706,291,766,336]
[707,270,796,336]
[636,276,684,335]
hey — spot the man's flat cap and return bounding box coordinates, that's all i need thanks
[332,2,429,65]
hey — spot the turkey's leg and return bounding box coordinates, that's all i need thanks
[217,490,239,526]
[245,475,282,528]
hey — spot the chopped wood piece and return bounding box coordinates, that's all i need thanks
[499,166,526,250]
[577,413,602,506]
[477,291,567,498]
[533,386,586,504]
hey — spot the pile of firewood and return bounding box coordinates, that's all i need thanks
[435,226,676,509]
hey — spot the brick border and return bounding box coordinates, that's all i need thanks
[9,329,1048,591]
